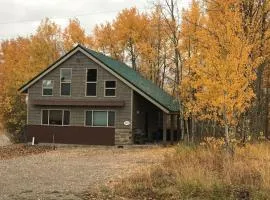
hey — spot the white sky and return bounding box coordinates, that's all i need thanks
[0,0,192,40]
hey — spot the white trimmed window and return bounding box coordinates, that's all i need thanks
[85,110,115,127]
[42,80,54,96]
[104,81,116,97]
[42,110,70,126]
[86,69,97,96]
[60,68,72,96]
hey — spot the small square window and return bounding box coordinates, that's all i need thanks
[105,81,116,97]
[42,80,53,96]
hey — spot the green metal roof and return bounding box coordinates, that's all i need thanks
[81,45,179,112]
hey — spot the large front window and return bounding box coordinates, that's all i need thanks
[85,110,115,127]
[86,69,97,96]
[42,110,70,126]
[60,68,72,96]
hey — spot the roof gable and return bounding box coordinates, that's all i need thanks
[19,44,179,113]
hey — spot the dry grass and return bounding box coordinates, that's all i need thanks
[86,142,270,200]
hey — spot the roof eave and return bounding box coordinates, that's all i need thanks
[18,44,82,93]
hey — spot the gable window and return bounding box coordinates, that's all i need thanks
[42,80,53,96]
[60,68,72,96]
[104,81,116,97]
[85,110,115,127]
[86,69,97,96]
[42,110,70,126]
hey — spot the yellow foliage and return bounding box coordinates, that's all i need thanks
[63,18,93,52]
[180,0,262,129]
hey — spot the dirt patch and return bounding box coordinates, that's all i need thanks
[0,144,53,160]
[0,134,11,146]
[0,146,170,200]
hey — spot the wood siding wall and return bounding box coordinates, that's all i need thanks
[28,52,132,131]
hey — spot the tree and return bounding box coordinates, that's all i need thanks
[113,7,150,70]
[240,0,270,138]
[0,18,62,141]
[0,38,31,141]
[93,22,124,61]
[181,0,260,147]
[30,18,61,71]
[63,18,93,52]
[180,0,204,141]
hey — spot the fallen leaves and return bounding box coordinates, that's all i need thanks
[0,144,53,160]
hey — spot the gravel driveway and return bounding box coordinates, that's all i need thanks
[0,146,168,200]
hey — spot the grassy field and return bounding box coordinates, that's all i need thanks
[87,141,270,200]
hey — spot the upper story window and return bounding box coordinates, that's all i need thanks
[60,68,72,96]
[86,69,97,96]
[42,109,70,126]
[104,81,116,97]
[42,80,54,96]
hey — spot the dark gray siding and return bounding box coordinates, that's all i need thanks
[27,51,132,130]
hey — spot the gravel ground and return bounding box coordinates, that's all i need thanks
[0,134,10,147]
[0,146,169,200]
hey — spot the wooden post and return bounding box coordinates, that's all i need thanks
[176,114,180,141]
[163,112,167,145]
[170,114,175,144]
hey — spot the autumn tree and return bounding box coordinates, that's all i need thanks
[29,18,61,71]
[0,18,63,141]
[180,0,204,141]
[0,38,31,141]
[63,18,93,52]
[93,22,124,61]
[113,7,150,70]
[181,0,260,147]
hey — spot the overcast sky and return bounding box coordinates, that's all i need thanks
[0,0,192,40]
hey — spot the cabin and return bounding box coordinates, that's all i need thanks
[19,44,180,145]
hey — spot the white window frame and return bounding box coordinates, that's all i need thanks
[42,80,54,96]
[104,80,116,97]
[84,110,115,127]
[85,68,97,97]
[41,109,71,126]
[60,68,72,96]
